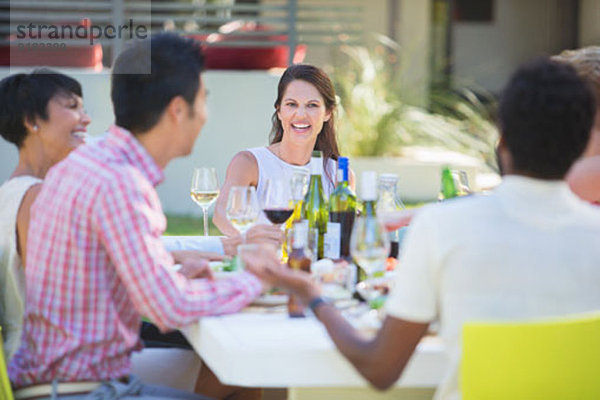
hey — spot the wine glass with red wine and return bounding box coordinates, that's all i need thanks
[263,178,294,225]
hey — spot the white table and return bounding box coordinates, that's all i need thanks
[182,312,447,398]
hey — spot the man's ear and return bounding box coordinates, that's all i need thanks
[497,134,507,150]
[496,134,510,176]
[166,96,188,125]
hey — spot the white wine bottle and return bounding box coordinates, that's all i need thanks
[301,151,328,260]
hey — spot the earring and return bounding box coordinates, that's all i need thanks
[33,125,39,131]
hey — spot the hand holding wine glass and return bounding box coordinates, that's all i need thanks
[378,209,416,232]
[190,167,219,236]
[226,186,260,239]
[376,173,412,232]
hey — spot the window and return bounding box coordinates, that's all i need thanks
[453,0,494,22]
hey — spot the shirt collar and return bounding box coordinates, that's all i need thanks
[497,175,571,198]
[105,125,164,186]
[494,174,587,225]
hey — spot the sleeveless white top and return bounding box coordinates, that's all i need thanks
[0,175,42,361]
[247,147,336,222]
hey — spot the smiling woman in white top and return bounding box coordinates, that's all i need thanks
[0,69,90,361]
[213,64,353,236]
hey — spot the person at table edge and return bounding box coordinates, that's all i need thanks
[246,58,600,400]
[8,33,268,399]
[555,46,600,205]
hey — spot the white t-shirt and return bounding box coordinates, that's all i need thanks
[386,175,600,400]
[0,175,42,361]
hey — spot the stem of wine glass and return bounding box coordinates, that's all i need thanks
[202,206,209,237]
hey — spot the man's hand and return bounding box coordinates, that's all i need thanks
[171,250,220,280]
[178,258,214,280]
[220,224,285,257]
[237,244,280,292]
[240,245,321,303]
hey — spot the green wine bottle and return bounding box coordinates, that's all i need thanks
[301,151,329,260]
[439,166,458,200]
[328,157,357,260]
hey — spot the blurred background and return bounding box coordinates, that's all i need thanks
[1,0,598,219]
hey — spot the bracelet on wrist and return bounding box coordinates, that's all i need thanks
[308,296,329,313]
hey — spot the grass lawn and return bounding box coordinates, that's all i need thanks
[165,214,223,236]
[165,202,426,236]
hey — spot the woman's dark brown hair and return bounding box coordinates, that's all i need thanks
[269,64,340,185]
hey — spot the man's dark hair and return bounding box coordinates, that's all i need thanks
[0,69,82,148]
[111,33,205,134]
[499,58,596,179]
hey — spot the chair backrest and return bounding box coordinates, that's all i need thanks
[461,312,600,400]
[0,326,14,400]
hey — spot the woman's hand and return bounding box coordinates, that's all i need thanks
[220,224,284,257]
[245,224,285,247]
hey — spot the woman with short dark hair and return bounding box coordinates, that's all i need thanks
[0,69,90,361]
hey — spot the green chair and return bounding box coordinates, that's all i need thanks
[461,312,600,400]
[0,326,14,400]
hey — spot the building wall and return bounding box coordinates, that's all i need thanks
[397,0,431,107]
[301,0,431,106]
[452,0,578,94]
[0,68,280,215]
[579,0,600,46]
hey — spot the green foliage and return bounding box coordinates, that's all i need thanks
[331,36,499,170]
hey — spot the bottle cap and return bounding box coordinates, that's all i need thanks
[360,171,378,200]
[310,157,323,175]
[337,157,349,183]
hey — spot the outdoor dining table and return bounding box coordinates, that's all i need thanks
[182,307,448,400]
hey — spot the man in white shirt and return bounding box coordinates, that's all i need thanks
[250,58,600,400]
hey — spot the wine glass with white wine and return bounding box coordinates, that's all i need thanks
[350,214,390,303]
[190,167,219,236]
[226,186,260,240]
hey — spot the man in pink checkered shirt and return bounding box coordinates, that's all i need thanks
[9,34,262,400]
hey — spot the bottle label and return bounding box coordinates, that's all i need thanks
[310,157,323,175]
[323,222,341,259]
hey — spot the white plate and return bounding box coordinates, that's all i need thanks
[251,293,289,306]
